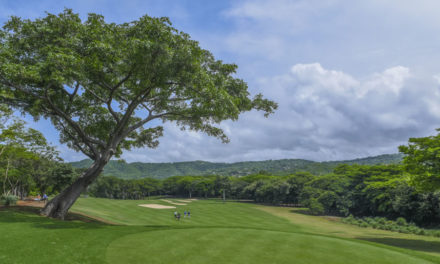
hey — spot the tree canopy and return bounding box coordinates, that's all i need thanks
[0,9,276,218]
[399,129,440,191]
[0,9,276,161]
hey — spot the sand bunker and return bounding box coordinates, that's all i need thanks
[138,204,176,209]
[176,200,190,203]
[176,199,196,203]
[161,199,187,206]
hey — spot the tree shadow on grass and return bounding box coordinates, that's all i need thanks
[357,237,440,254]
[0,206,107,230]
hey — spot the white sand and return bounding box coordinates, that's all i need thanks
[176,199,198,203]
[176,200,191,203]
[161,199,187,206]
[138,204,176,209]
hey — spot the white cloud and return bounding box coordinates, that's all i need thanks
[118,64,440,163]
[5,1,440,163]
[217,0,440,78]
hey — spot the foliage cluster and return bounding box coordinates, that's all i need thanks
[0,107,80,198]
[342,215,440,237]
[0,194,18,206]
[88,164,440,227]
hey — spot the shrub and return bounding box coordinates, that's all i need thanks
[398,227,410,234]
[417,229,426,236]
[407,226,418,233]
[383,224,393,231]
[0,195,18,206]
[377,217,386,225]
[396,217,407,226]
[307,198,324,215]
[360,222,369,228]
[391,226,399,232]
[340,215,440,237]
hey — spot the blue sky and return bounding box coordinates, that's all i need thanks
[1,0,440,163]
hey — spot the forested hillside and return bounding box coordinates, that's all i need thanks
[70,154,403,179]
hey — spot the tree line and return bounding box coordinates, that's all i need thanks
[70,154,403,179]
[88,164,440,227]
[3,105,440,228]
[0,107,79,200]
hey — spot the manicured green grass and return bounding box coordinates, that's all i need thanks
[259,206,440,258]
[72,198,294,229]
[106,228,432,264]
[0,198,439,264]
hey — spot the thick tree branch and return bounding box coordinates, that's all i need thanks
[112,86,154,143]
[66,82,80,113]
[43,86,104,157]
[58,121,96,160]
[123,111,191,138]
[113,71,133,91]
[92,70,134,123]
[0,77,44,100]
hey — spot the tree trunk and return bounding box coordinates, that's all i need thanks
[41,157,108,220]
[3,158,10,196]
[223,189,225,202]
[189,191,192,199]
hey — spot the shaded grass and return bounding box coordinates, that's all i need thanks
[360,237,440,254]
[0,208,141,263]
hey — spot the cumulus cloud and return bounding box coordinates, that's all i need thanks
[5,1,440,163]
[117,64,440,163]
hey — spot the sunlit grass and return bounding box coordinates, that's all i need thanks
[0,198,439,263]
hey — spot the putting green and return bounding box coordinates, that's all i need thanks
[106,228,432,264]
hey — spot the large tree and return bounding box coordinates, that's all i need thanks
[0,10,277,219]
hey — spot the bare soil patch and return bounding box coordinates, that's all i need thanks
[17,200,45,208]
[138,204,176,209]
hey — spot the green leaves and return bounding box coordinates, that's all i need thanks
[399,129,440,191]
[0,9,277,161]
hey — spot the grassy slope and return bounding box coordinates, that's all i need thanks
[259,207,440,258]
[74,198,440,263]
[0,198,439,264]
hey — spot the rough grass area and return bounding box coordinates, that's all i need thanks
[0,198,439,264]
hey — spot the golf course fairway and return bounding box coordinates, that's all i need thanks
[0,198,439,264]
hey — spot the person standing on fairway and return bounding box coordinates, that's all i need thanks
[184,210,187,218]
[188,210,191,218]
[177,212,181,221]
[174,211,177,219]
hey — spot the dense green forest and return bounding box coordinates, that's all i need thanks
[2,110,440,232]
[0,108,80,201]
[70,154,403,179]
[88,164,440,229]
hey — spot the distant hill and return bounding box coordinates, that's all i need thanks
[70,154,403,179]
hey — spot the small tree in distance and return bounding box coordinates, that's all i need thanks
[399,129,440,191]
[0,10,277,219]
